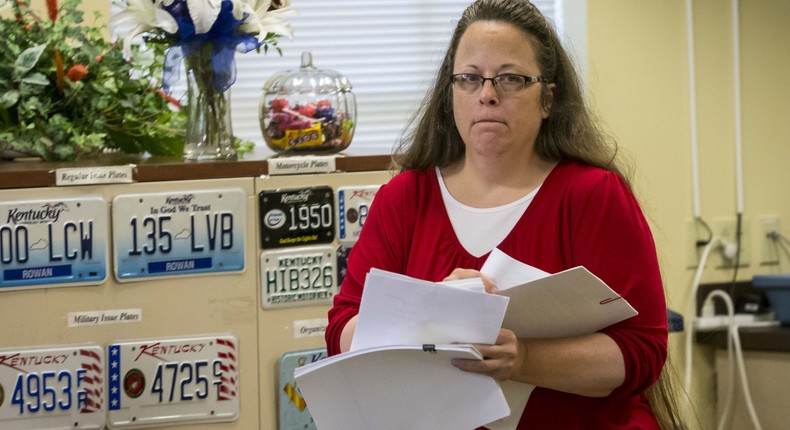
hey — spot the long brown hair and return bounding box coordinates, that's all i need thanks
[393,0,625,183]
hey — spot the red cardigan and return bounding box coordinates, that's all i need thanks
[326,161,667,429]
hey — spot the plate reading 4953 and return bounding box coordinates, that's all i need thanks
[107,334,239,429]
[112,189,245,281]
[0,344,105,430]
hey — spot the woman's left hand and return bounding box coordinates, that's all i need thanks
[452,328,525,381]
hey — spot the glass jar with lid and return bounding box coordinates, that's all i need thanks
[260,52,356,153]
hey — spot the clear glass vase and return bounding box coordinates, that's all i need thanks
[182,48,237,161]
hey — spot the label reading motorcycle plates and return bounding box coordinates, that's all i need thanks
[261,245,337,309]
[259,186,335,249]
[1,197,108,290]
[278,348,326,430]
[0,344,105,430]
[107,335,239,429]
[336,185,379,245]
[112,189,245,281]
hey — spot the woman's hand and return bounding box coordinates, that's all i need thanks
[443,268,499,294]
[451,329,525,381]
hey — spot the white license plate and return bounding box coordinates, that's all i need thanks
[336,185,379,244]
[112,189,246,281]
[107,334,239,429]
[1,197,108,290]
[261,246,338,309]
[0,344,105,430]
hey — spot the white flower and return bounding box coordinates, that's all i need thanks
[186,0,222,34]
[237,0,294,43]
[109,0,178,59]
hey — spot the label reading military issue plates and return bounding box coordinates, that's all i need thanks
[259,186,335,249]
[107,335,239,429]
[261,246,338,309]
[337,185,379,244]
[112,189,245,281]
[0,197,108,290]
[0,344,105,430]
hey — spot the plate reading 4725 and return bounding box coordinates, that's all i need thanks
[107,334,239,429]
[0,344,105,430]
[112,189,245,281]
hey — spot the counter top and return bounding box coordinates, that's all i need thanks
[0,148,393,189]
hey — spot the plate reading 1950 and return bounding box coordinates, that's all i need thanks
[259,186,335,249]
[107,334,239,429]
[112,189,246,281]
[1,197,108,290]
[261,245,338,309]
[0,344,105,430]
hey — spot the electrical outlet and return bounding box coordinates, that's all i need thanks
[759,216,780,265]
[711,216,750,268]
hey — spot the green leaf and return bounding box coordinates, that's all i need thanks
[15,44,47,76]
[21,73,50,86]
[1,90,20,108]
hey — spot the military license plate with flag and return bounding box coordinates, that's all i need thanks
[107,334,239,429]
[336,185,379,245]
[0,344,105,429]
[112,189,246,281]
[0,197,108,290]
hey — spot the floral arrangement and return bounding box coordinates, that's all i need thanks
[110,0,293,160]
[0,0,186,161]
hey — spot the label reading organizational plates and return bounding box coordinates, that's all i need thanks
[261,246,338,309]
[112,189,246,281]
[0,343,105,430]
[107,334,239,429]
[337,185,379,245]
[259,186,335,249]
[0,196,108,290]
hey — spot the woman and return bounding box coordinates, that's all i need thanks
[326,0,677,428]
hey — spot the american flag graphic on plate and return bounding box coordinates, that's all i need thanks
[107,334,239,429]
[0,343,105,429]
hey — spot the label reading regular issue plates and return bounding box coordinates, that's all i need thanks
[0,344,105,430]
[107,334,239,429]
[261,245,337,309]
[112,189,246,281]
[336,185,379,245]
[0,196,108,290]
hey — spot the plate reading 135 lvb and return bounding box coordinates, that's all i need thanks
[259,186,335,249]
[112,189,245,281]
[0,196,107,290]
[0,344,105,430]
[107,334,239,429]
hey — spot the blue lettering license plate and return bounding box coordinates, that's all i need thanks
[278,348,326,430]
[0,344,105,429]
[336,185,379,244]
[107,334,239,428]
[0,197,108,290]
[261,245,338,309]
[259,186,335,249]
[112,189,246,281]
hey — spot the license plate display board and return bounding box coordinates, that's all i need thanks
[112,189,246,281]
[278,348,327,430]
[107,334,239,429]
[259,186,335,249]
[336,185,379,245]
[0,344,105,429]
[261,245,338,309]
[1,197,107,290]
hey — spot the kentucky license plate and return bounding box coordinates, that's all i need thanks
[1,197,108,290]
[278,348,326,430]
[0,344,105,430]
[107,334,239,429]
[261,246,338,309]
[112,189,246,281]
[259,186,335,249]
[336,185,379,244]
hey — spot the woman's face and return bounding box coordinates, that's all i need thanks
[452,20,551,158]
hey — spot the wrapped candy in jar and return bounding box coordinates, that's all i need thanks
[260,52,356,153]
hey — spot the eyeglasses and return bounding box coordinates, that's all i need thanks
[450,73,548,93]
